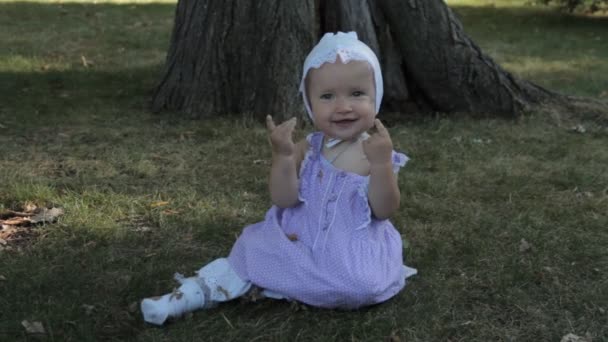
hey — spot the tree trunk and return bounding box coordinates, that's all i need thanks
[377,0,569,115]
[152,0,315,122]
[152,0,608,121]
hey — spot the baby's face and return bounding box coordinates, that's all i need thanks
[306,59,375,141]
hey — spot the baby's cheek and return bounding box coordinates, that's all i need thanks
[363,111,375,127]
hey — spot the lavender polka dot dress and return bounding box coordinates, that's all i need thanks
[228,132,416,309]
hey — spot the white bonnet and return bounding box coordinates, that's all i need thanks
[299,31,383,121]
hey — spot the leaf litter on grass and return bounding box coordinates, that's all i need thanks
[21,320,45,335]
[0,203,63,250]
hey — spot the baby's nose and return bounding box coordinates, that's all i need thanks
[335,97,352,113]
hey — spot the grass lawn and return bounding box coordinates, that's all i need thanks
[1,0,607,341]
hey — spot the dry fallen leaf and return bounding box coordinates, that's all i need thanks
[289,300,308,312]
[29,207,64,224]
[0,205,64,248]
[1,226,27,245]
[82,304,95,316]
[221,313,234,329]
[150,201,169,208]
[387,331,401,342]
[21,320,45,335]
[241,286,264,303]
[571,124,586,134]
[161,209,181,216]
[128,301,138,313]
[23,202,37,212]
[1,217,31,226]
[81,55,92,67]
[519,238,532,252]
[560,333,590,342]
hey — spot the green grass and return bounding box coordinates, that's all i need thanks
[449,0,608,97]
[1,1,607,341]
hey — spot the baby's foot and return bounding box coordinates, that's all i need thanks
[140,294,172,325]
[141,275,206,325]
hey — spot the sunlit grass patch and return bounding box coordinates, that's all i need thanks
[1,55,71,72]
[449,2,608,97]
[502,55,608,96]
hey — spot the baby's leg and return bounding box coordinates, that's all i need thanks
[141,258,251,325]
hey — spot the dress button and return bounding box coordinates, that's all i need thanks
[329,194,337,201]
[338,172,346,178]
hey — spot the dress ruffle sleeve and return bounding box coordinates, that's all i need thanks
[355,150,410,204]
[391,151,409,174]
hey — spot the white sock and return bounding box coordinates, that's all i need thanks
[140,275,206,325]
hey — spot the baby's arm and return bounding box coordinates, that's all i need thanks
[363,119,401,220]
[266,116,308,208]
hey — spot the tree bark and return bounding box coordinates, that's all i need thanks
[152,0,608,121]
[152,0,315,121]
[378,0,556,114]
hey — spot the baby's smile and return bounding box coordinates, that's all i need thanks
[332,118,358,127]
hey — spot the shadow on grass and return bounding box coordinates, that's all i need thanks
[0,67,163,123]
[0,1,176,123]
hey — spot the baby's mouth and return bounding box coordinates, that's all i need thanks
[333,118,357,125]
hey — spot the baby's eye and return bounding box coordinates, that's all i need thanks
[320,93,333,100]
[352,91,364,97]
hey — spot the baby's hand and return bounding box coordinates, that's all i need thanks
[363,119,393,166]
[266,115,297,157]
